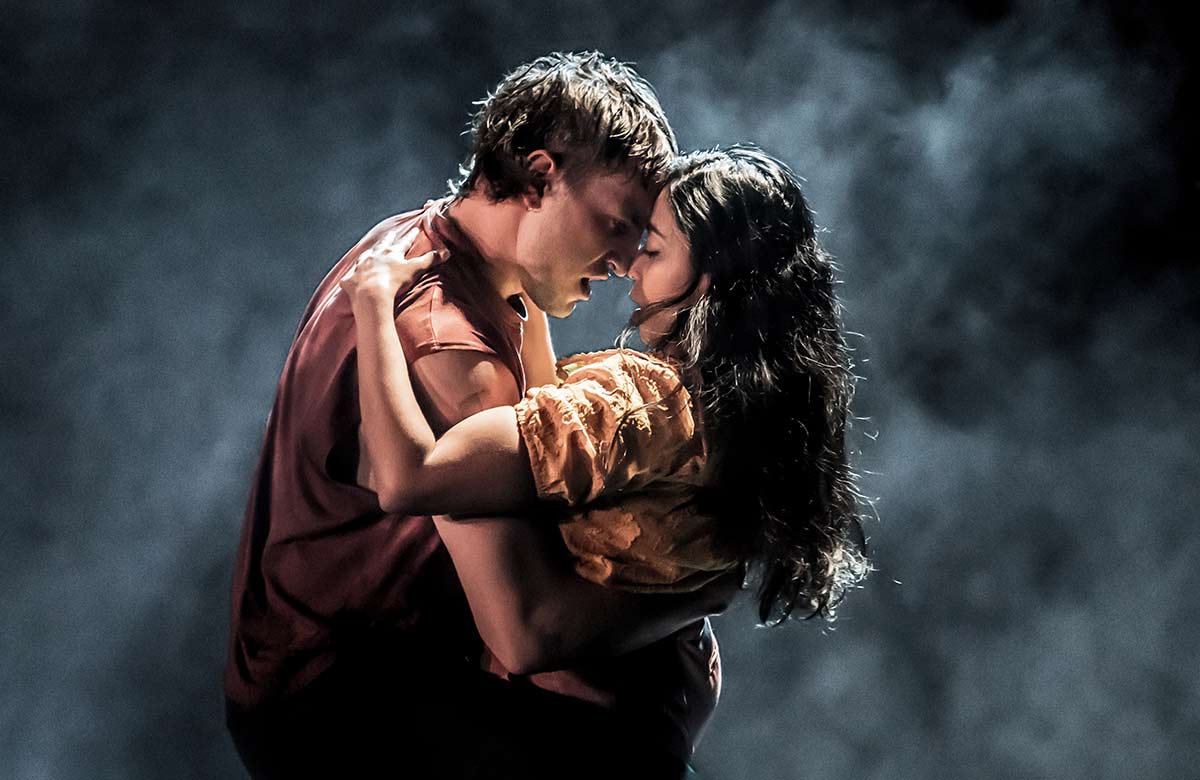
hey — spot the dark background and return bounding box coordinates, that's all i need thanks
[3,1,1195,778]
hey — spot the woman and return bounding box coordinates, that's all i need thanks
[342,144,867,627]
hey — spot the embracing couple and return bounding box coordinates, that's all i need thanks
[225,52,867,778]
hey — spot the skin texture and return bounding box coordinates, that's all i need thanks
[518,294,559,388]
[511,152,655,317]
[627,188,707,344]
[342,228,537,516]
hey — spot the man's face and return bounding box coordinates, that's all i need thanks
[512,164,655,317]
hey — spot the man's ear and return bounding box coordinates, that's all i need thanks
[522,150,557,210]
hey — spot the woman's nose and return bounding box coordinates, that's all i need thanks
[625,251,648,282]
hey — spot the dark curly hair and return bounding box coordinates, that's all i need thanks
[453,51,678,201]
[628,146,870,624]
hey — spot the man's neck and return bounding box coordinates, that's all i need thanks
[445,191,525,300]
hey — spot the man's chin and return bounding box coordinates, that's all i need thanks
[524,286,577,318]
[546,300,577,318]
[528,290,577,318]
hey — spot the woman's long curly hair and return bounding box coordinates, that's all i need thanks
[630,146,869,624]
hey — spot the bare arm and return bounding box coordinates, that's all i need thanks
[519,294,558,389]
[433,513,738,674]
[396,349,739,673]
[351,293,536,516]
[342,232,536,517]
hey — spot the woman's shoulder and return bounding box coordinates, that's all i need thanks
[552,349,698,444]
[555,348,681,387]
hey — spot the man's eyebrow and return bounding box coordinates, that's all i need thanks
[620,195,653,230]
[617,206,642,230]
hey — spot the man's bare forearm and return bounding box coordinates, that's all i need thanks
[433,513,736,674]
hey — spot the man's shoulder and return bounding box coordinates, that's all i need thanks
[407,340,522,433]
[394,262,522,367]
[394,271,488,354]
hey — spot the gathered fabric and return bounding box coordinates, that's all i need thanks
[515,349,740,592]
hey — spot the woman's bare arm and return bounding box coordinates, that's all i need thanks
[341,229,536,517]
[348,287,536,517]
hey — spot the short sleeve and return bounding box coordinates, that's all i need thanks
[393,283,500,361]
[514,351,701,506]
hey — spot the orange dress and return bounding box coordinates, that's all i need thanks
[514,349,740,592]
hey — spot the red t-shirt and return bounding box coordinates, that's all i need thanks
[225,201,526,709]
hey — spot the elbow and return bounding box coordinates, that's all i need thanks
[480,609,565,676]
[488,642,534,676]
[375,483,421,516]
[489,637,559,676]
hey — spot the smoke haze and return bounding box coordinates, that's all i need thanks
[2,1,1194,777]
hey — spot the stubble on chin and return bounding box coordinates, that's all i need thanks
[542,298,576,318]
[520,278,573,319]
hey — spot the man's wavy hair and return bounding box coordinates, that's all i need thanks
[628,146,870,624]
[453,51,678,201]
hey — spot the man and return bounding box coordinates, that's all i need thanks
[225,52,728,778]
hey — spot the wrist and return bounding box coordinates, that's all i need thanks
[351,287,397,316]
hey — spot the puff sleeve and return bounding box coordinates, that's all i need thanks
[514,350,703,506]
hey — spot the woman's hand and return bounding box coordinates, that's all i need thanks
[339,227,445,309]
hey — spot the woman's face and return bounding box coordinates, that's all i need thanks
[628,188,703,344]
